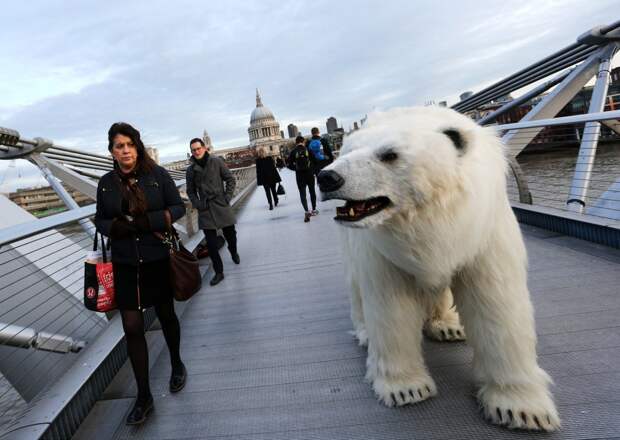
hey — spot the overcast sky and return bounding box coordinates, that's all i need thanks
[0,0,618,191]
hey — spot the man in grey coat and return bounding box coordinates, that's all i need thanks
[186,138,240,286]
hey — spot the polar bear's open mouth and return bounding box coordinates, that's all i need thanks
[335,197,391,222]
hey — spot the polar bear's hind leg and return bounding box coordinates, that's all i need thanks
[423,287,466,342]
[349,279,368,347]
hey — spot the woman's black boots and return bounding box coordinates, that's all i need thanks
[126,395,154,425]
[170,362,187,393]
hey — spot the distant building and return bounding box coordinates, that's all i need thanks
[164,158,190,171]
[202,130,213,151]
[280,130,285,139]
[353,121,359,130]
[212,145,256,168]
[438,101,448,107]
[145,147,159,164]
[9,185,92,217]
[326,117,338,134]
[248,89,290,157]
[287,123,299,138]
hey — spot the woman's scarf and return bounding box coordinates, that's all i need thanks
[116,168,148,216]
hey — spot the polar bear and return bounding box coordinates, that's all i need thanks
[317,106,560,431]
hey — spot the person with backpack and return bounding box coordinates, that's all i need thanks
[288,135,318,222]
[306,127,334,178]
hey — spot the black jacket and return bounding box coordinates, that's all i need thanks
[255,156,281,186]
[287,145,315,174]
[95,165,186,265]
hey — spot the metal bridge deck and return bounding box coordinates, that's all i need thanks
[75,169,620,440]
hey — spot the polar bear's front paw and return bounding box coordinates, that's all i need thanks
[373,375,437,407]
[478,383,560,431]
[424,319,465,342]
[349,328,368,347]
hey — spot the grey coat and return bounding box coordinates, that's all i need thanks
[186,155,236,230]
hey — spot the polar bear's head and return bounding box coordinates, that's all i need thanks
[318,106,507,230]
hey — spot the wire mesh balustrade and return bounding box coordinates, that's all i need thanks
[500,119,620,221]
[0,219,106,433]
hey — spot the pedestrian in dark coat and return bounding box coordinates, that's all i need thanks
[186,138,239,286]
[95,122,187,426]
[255,148,281,210]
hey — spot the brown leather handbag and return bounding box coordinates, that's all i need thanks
[156,229,202,301]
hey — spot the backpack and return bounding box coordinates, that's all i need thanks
[308,138,325,161]
[295,148,311,171]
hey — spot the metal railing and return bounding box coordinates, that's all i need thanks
[0,166,256,439]
[496,111,620,223]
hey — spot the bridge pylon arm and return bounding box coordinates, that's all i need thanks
[0,127,53,159]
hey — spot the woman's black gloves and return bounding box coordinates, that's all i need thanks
[109,215,150,239]
[109,217,136,239]
[132,214,151,233]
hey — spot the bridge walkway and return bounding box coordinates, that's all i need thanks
[75,169,620,439]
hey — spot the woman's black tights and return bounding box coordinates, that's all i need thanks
[120,301,182,402]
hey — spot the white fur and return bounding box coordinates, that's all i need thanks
[323,106,560,431]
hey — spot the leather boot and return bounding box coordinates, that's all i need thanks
[210,273,224,286]
[169,363,187,393]
[126,396,154,425]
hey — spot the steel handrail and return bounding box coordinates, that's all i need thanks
[494,110,620,131]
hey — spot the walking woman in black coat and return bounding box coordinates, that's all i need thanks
[95,122,187,425]
[255,148,281,210]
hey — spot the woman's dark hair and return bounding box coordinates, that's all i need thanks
[295,135,305,144]
[108,122,157,174]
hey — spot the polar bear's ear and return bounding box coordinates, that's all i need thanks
[442,128,466,153]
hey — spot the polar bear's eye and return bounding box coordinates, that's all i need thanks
[379,149,398,162]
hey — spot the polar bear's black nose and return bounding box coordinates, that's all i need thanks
[317,170,345,192]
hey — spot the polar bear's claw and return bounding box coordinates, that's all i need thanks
[349,328,369,347]
[424,320,466,342]
[478,384,560,431]
[374,376,437,407]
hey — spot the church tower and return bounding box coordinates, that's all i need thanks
[202,129,213,151]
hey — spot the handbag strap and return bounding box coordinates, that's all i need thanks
[101,232,108,263]
[92,230,108,262]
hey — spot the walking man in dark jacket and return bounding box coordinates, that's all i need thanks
[288,135,317,223]
[186,138,240,286]
[306,127,334,177]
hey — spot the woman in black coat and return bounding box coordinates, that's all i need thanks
[255,148,282,210]
[95,122,187,425]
